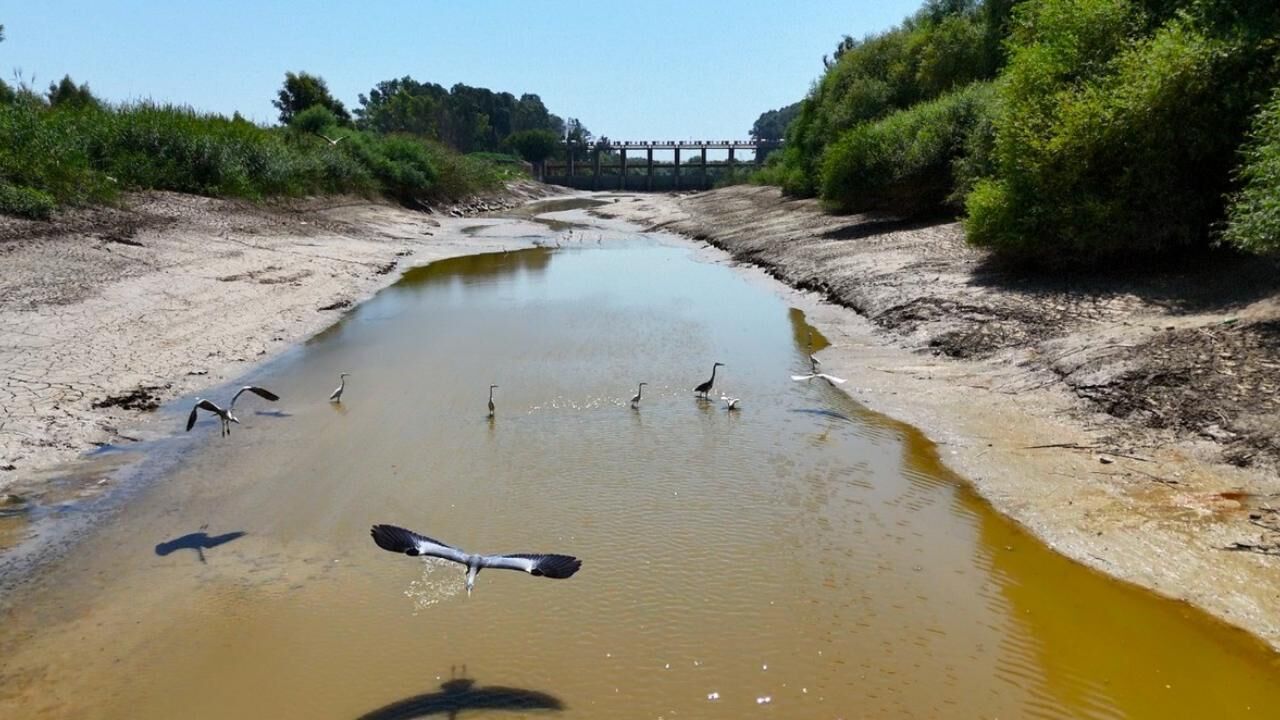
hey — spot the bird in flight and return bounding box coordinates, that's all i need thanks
[791,355,846,385]
[371,524,582,596]
[186,385,280,436]
[330,372,349,403]
[694,362,724,398]
[318,134,346,146]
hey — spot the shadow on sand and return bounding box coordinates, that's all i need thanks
[154,530,247,564]
[356,674,564,720]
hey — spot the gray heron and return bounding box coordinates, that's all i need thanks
[329,373,349,403]
[186,385,280,436]
[487,384,498,417]
[791,355,846,385]
[370,524,582,596]
[694,362,724,398]
[630,382,647,408]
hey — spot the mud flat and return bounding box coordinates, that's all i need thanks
[0,183,558,489]
[599,185,1280,651]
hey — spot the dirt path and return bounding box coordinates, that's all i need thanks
[600,186,1280,651]
[0,185,557,489]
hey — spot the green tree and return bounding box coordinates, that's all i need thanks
[273,71,350,126]
[750,102,801,141]
[505,129,560,168]
[46,75,98,108]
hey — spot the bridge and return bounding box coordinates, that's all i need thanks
[542,139,783,192]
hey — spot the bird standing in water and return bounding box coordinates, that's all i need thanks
[721,395,741,411]
[329,373,349,403]
[630,382,647,408]
[487,384,498,417]
[694,362,724,398]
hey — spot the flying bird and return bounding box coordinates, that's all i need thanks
[330,372,349,403]
[370,524,581,596]
[630,382,647,408]
[318,134,346,146]
[694,362,725,398]
[791,355,846,385]
[487,384,498,417]
[186,385,280,437]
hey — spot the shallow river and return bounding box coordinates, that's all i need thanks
[2,212,1279,719]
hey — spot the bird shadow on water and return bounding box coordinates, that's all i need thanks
[253,409,293,418]
[154,529,247,564]
[356,669,564,720]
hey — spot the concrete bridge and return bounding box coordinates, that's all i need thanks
[542,139,782,192]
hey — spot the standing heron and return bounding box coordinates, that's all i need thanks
[186,385,280,437]
[630,382,647,408]
[370,524,582,596]
[329,372,349,403]
[791,356,847,385]
[487,384,498,417]
[693,362,725,399]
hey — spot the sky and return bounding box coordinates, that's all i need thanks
[2,1,922,140]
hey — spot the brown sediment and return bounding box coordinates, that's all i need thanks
[599,185,1280,651]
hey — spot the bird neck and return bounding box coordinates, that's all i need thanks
[710,365,718,382]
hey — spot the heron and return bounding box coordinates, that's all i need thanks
[721,395,741,411]
[370,524,582,596]
[694,362,725,398]
[318,133,346,146]
[630,382,647,408]
[329,372,349,403]
[791,356,847,385]
[186,385,280,436]
[487,384,498,417]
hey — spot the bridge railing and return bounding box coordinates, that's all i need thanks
[542,139,783,192]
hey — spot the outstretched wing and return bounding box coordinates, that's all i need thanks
[818,374,847,385]
[369,524,468,565]
[187,399,222,431]
[483,553,582,579]
[231,386,280,410]
[790,374,816,381]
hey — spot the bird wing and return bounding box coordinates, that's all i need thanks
[818,374,847,385]
[231,386,280,409]
[482,553,582,579]
[187,399,224,430]
[790,374,816,381]
[329,386,342,400]
[370,525,469,565]
[186,404,200,431]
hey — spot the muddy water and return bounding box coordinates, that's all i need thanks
[2,228,1280,719]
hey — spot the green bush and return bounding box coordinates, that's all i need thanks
[966,0,1280,264]
[1224,86,1280,253]
[0,100,511,218]
[819,81,994,214]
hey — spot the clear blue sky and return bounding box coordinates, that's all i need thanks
[2,1,921,139]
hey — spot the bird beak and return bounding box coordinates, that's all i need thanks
[230,416,241,424]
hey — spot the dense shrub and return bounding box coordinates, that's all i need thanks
[819,81,994,214]
[966,0,1280,264]
[777,0,1015,196]
[1224,86,1280,253]
[0,100,513,219]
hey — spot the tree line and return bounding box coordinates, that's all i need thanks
[752,0,1280,266]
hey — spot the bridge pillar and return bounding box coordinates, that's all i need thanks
[728,146,736,180]
[619,148,627,191]
[701,147,708,189]
[592,149,601,191]
[567,147,574,178]
[647,147,653,191]
[674,148,681,191]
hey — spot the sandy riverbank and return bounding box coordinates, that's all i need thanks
[0,184,558,490]
[599,186,1280,651]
